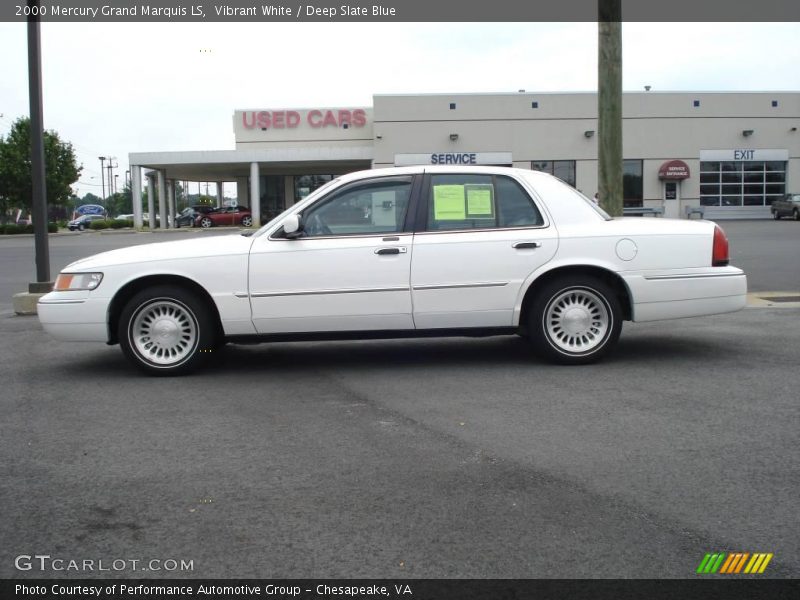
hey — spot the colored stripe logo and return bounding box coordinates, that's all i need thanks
[696,552,773,574]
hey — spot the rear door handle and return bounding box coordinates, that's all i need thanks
[375,247,407,255]
[512,241,542,249]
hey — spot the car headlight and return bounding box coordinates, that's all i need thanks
[54,272,104,291]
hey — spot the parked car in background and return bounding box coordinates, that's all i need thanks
[38,166,747,376]
[68,214,106,231]
[116,214,134,221]
[175,205,217,228]
[195,205,252,228]
[771,193,800,220]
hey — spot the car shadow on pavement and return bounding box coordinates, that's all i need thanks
[49,332,733,379]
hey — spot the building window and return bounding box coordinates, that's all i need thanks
[531,101,539,108]
[700,161,786,207]
[258,175,286,223]
[531,160,576,188]
[771,100,778,107]
[449,102,456,110]
[693,100,700,107]
[294,174,334,204]
[623,160,643,208]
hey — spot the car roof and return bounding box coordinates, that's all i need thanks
[335,164,558,185]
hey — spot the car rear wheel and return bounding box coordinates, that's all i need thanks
[772,210,780,220]
[527,276,622,365]
[241,215,253,227]
[118,285,217,376]
[794,209,799,221]
[200,217,213,228]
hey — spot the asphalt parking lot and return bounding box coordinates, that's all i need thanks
[0,220,798,579]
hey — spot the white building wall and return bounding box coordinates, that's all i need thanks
[371,92,799,216]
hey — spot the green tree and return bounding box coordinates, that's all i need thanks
[0,117,82,222]
[105,183,133,217]
[81,192,102,205]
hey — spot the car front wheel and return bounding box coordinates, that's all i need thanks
[241,215,253,227]
[118,285,217,375]
[200,217,213,228]
[528,276,622,365]
[794,209,799,221]
[772,210,781,220]
[77,223,85,231]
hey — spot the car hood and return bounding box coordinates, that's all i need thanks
[63,233,254,272]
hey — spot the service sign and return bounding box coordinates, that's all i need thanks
[658,160,691,180]
[395,152,513,167]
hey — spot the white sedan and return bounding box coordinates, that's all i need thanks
[38,166,747,375]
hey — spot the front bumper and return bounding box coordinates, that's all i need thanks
[38,292,110,342]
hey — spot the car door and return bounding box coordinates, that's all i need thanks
[248,175,419,333]
[410,172,558,329]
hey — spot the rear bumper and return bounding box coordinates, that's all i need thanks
[622,266,747,322]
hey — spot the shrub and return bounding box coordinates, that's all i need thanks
[110,219,132,229]
[90,220,110,230]
[3,224,21,234]
[48,222,58,233]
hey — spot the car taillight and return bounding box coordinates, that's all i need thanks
[712,224,730,266]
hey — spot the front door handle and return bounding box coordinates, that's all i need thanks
[512,241,542,249]
[375,247,407,255]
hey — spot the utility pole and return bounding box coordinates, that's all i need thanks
[27,0,50,291]
[99,156,106,205]
[109,157,116,195]
[598,0,623,216]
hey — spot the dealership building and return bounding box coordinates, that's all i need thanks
[128,91,799,227]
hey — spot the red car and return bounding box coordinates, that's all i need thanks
[195,206,253,228]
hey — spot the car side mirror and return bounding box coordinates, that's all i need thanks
[281,214,303,238]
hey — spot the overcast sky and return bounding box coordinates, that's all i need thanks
[0,22,798,198]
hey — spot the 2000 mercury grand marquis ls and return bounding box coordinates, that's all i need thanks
[38,166,747,375]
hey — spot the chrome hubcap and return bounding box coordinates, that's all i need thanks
[130,300,198,366]
[545,288,610,354]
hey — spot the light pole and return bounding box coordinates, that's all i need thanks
[98,156,106,205]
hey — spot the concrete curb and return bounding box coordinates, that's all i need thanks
[747,291,800,308]
[12,292,47,315]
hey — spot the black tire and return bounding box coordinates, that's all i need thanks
[772,210,780,220]
[794,209,799,221]
[118,285,218,376]
[527,276,622,365]
[78,223,85,231]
